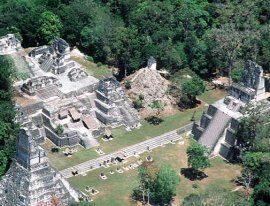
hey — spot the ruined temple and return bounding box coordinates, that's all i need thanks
[95,76,140,129]
[3,34,139,150]
[0,129,79,206]
[192,61,270,160]
[0,34,22,55]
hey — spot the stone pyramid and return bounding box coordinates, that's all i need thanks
[0,128,79,206]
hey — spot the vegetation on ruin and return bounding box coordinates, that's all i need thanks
[54,124,64,135]
[234,104,270,205]
[71,56,112,79]
[0,56,19,176]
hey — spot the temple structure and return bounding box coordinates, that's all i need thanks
[192,61,270,160]
[1,35,139,149]
[0,128,79,206]
[95,76,140,129]
[0,34,22,55]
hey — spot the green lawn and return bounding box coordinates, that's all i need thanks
[45,106,205,170]
[71,56,112,79]
[44,142,100,171]
[68,137,241,206]
[98,106,205,154]
[44,87,227,170]
[198,84,227,105]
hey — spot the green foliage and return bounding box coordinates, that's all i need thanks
[182,186,248,206]
[251,180,270,206]
[182,75,205,98]
[0,0,270,76]
[231,68,243,83]
[235,102,270,204]
[150,100,166,116]
[85,56,94,62]
[16,72,30,81]
[51,147,60,153]
[152,165,180,205]
[145,116,163,125]
[96,62,102,67]
[133,163,179,205]
[138,94,144,100]
[242,152,265,172]
[124,80,131,89]
[133,98,143,110]
[236,102,269,152]
[0,56,18,177]
[54,124,64,135]
[181,75,205,108]
[186,142,210,173]
[38,11,62,44]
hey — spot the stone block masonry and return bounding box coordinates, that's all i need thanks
[0,128,80,206]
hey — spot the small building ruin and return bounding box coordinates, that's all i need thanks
[0,34,22,55]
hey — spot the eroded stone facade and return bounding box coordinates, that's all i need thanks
[0,129,79,206]
[0,34,22,55]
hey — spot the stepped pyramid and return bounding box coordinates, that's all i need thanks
[0,128,79,206]
[94,76,140,129]
[192,61,269,160]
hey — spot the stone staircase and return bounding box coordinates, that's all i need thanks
[198,110,231,151]
[119,105,139,128]
[80,135,99,149]
[36,85,63,100]
[40,58,54,72]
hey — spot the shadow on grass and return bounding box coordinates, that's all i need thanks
[180,168,208,181]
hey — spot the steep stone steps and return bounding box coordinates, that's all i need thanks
[198,110,231,151]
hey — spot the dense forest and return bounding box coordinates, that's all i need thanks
[0,56,19,177]
[0,0,269,78]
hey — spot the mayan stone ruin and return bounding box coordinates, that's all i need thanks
[95,76,140,129]
[0,34,141,205]
[0,128,79,206]
[125,57,178,116]
[0,34,22,55]
[192,60,270,160]
[6,36,140,150]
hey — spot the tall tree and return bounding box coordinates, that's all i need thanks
[152,165,180,205]
[133,163,179,205]
[211,24,243,84]
[38,11,62,44]
[181,75,205,108]
[186,142,210,177]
